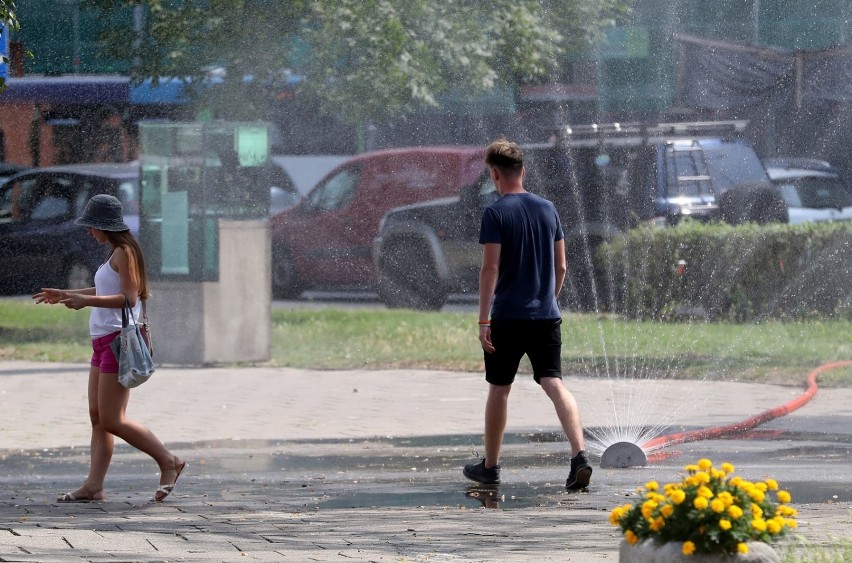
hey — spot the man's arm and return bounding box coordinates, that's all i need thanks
[478,242,500,353]
[554,239,566,297]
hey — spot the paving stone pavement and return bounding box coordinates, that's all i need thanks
[1,361,851,562]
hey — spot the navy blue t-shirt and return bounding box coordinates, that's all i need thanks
[479,192,564,320]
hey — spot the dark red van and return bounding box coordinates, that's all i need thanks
[270,146,485,297]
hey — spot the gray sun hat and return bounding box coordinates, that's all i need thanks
[75,194,130,232]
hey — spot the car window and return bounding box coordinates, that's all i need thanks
[782,177,852,209]
[304,166,361,212]
[117,180,139,214]
[777,183,803,207]
[30,194,71,220]
[0,181,25,224]
[270,186,301,215]
[29,176,76,221]
[699,141,768,193]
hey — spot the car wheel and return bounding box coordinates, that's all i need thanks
[271,246,303,299]
[378,242,446,311]
[65,260,95,290]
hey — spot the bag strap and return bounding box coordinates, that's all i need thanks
[121,295,139,327]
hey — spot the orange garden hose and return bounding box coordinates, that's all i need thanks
[641,360,852,452]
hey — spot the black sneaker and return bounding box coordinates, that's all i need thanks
[565,451,592,491]
[463,459,501,485]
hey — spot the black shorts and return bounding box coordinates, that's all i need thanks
[483,318,562,386]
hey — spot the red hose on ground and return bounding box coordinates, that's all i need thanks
[641,360,852,452]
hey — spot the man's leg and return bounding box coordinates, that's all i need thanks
[484,383,511,467]
[540,377,584,455]
[540,377,592,490]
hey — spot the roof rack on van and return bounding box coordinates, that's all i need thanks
[650,120,749,135]
[557,120,749,140]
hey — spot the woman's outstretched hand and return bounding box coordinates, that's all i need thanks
[33,288,66,305]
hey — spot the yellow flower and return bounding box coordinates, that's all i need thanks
[717,491,734,507]
[751,518,767,532]
[767,519,782,534]
[684,464,699,473]
[641,500,658,520]
[719,519,732,531]
[721,462,735,474]
[695,471,711,484]
[748,488,765,503]
[668,489,687,505]
[738,543,749,554]
[751,504,763,518]
[609,508,622,526]
[660,504,675,518]
[776,505,797,517]
[777,490,792,503]
[710,499,726,513]
[694,496,709,510]
[765,478,779,490]
[698,458,713,470]
[645,480,659,491]
[755,482,768,492]
[729,476,744,487]
[625,530,639,545]
[784,518,798,529]
[728,505,744,519]
[682,541,696,555]
[649,517,665,532]
[697,485,714,498]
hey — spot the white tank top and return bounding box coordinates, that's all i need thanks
[89,251,142,338]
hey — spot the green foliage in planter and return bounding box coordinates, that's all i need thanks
[598,221,852,321]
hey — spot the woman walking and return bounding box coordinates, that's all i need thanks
[34,194,185,503]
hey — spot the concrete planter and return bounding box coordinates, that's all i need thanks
[619,539,780,562]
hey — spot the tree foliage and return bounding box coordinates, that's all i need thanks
[83,0,629,124]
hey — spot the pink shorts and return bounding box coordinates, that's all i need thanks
[91,331,120,373]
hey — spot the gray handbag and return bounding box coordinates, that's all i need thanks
[109,297,155,388]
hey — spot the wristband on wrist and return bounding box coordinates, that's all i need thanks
[478,320,491,326]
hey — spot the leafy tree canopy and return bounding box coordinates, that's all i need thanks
[83,0,628,124]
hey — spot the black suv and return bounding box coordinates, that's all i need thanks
[372,121,774,310]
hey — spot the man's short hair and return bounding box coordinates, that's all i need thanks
[485,138,523,175]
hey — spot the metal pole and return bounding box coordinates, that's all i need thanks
[752,0,760,45]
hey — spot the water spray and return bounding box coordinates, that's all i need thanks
[599,360,852,469]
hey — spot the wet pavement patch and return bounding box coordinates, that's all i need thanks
[2,428,851,511]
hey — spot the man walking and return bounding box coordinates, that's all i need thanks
[463,138,592,491]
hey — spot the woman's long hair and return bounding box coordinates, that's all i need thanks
[105,230,149,301]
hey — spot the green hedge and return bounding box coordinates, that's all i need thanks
[597,221,852,321]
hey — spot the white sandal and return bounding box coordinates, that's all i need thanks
[154,458,187,502]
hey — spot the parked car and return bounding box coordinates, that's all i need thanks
[0,163,30,185]
[269,147,485,298]
[372,121,774,310]
[764,158,852,224]
[0,161,301,295]
[0,162,141,294]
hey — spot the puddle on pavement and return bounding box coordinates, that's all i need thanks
[3,429,850,510]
